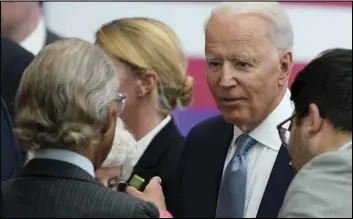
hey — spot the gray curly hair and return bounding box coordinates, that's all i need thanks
[14,38,119,151]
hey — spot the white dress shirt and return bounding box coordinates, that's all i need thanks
[222,89,293,218]
[20,18,46,55]
[32,148,95,177]
[340,140,352,150]
[131,115,172,166]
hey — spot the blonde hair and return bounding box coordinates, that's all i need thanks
[206,2,294,52]
[14,38,119,151]
[95,17,193,115]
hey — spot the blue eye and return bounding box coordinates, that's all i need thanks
[207,61,222,69]
[235,61,251,69]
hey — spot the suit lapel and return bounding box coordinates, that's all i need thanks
[182,116,233,217]
[133,118,181,188]
[204,121,234,216]
[257,145,294,218]
[22,158,102,186]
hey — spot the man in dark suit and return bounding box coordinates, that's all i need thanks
[1,36,34,121]
[1,39,162,218]
[1,97,22,181]
[170,2,295,218]
[1,1,62,55]
[1,36,35,166]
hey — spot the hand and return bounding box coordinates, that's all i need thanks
[126,176,166,210]
[95,165,121,189]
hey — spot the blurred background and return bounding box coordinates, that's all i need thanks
[43,2,352,136]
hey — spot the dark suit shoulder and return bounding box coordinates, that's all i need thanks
[1,36,34,121]
[45,29,63,45]
[187,115,228,135]
[91,185,159,218]
[1,176,159,218]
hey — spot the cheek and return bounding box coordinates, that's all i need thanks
[206,71,218,92]
[118,74,138,106]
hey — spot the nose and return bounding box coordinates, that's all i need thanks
[219,61,237,88]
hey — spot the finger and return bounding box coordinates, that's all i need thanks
[145,176,163,192]
[149,176,162,184]
[126,186,144,199]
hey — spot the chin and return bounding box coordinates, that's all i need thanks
[220,108,251,127]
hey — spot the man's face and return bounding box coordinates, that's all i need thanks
[1,2,24,33]
[96,118,137,189]
[205,13,291,130]
[288,105,324,172]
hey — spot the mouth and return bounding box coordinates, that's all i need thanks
[220,98,246,103]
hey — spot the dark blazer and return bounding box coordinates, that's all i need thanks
[132,117,185,212]
[45,29,62,45]
[1,158,159,218]
[171,116,294,218]
[1,97,22,181]
[0,36,34,121]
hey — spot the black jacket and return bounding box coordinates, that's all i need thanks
[170,116,294,218]
[132,117,185,212]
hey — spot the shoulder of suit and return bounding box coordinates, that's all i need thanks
[88,186,159,217]
[187,115,231,137]
[1,36,34,62]
[46,29,63,44]
[304,149,352,171]
[289,149,352,194]
[280,150,352,218]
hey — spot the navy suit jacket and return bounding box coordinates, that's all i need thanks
[0,36,34,121]
[170,116,294,218]
[1,97,22,181]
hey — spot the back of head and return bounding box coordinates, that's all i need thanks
[206,2,294,52]
[96,17,193,115]
[14,38,119,151]
[102,118,137,182]
[291,48,352,132]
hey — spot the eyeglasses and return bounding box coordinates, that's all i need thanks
[277,115,295,147]
[115,93,127,116]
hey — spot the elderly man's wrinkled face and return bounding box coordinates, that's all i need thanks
[95,118,137,190]
[205,13,291,131]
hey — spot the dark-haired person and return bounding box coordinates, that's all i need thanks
[278,48,352,218]
[1,1,62,55]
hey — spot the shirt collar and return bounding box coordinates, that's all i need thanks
[233,89,293,151]
[132,115,172,166]
[340,140,352,150]
[32,148,95,177]
[20,17,46,55]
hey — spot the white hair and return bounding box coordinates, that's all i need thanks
[26,119,137,182]
[14,38,119,151]
[205,2,294,51]
[101,118,137,182]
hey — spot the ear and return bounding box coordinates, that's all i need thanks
[278,50,293,87]
[136,70,157,98]
[307,103,323,135]
[101,104,118,135]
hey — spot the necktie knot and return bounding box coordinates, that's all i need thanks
[235,134,256,155]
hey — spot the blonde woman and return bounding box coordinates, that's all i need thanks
[95,17,193,209]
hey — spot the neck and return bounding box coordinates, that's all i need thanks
[240,87,287,133]
[316,131,352,154]
[295,130,352,173]
[3,7,41,43]
[124,103,164,141]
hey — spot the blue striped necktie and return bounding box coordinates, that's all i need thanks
[216,134,257,218]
